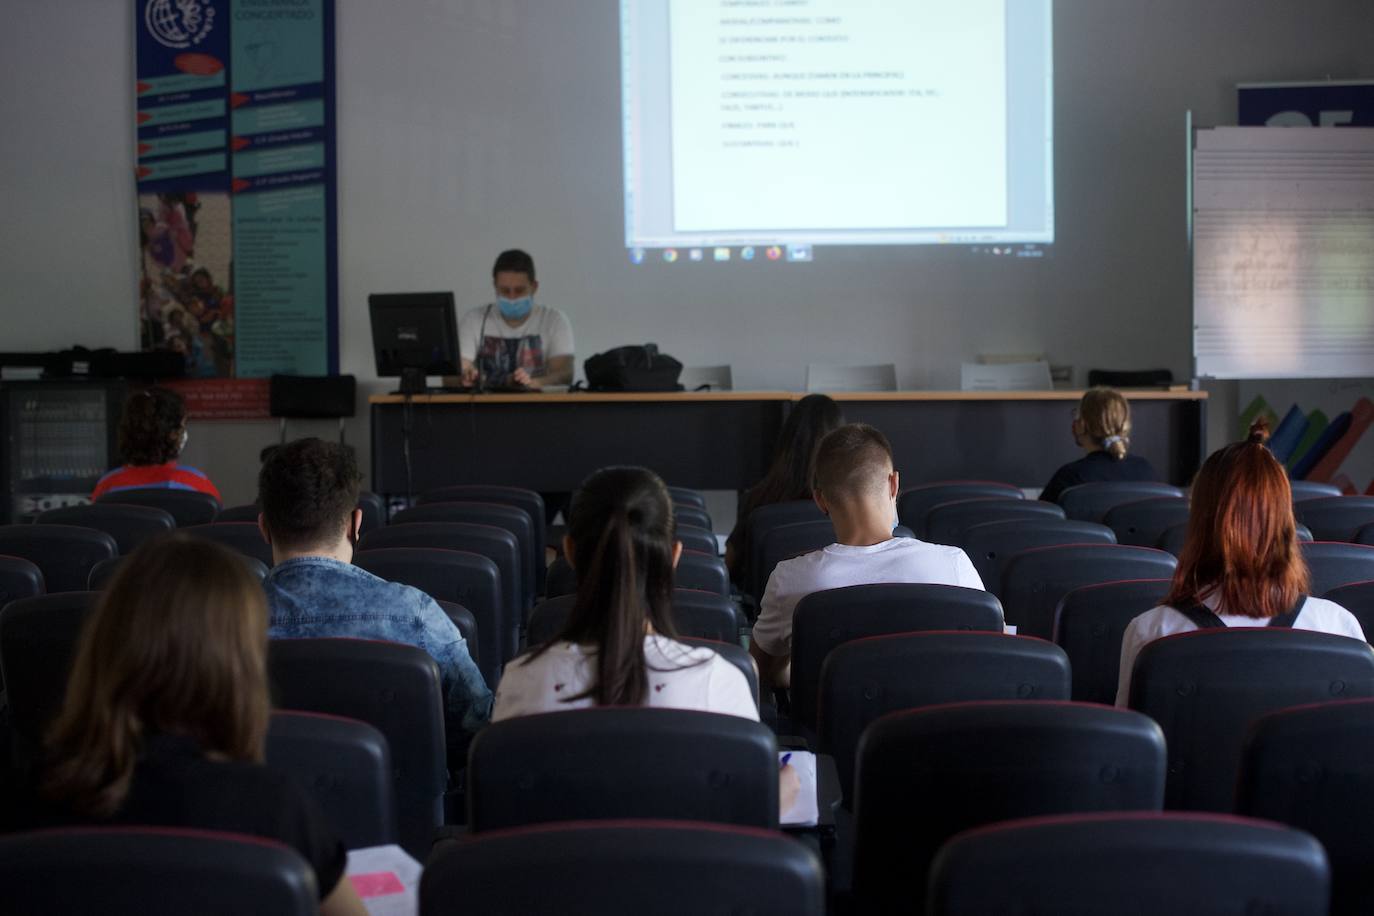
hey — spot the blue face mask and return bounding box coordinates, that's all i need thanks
[497,295,533,321]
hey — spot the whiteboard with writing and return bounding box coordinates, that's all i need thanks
[1192,127,1374,379]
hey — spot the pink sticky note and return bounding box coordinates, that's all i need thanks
[349,871,406,898]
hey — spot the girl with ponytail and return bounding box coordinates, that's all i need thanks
[1040,386,1160,503]
[1113,419,1365,705]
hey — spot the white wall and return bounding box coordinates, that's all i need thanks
[1,0,1370,504]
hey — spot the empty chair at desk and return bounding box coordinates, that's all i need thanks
[392,502,537,611]
[962,518,1116,597]
[1302,541,1374,595]
[96,487,220,526]
[36,504,175,554]
[923,498,1064,547]
[1296,496,1374,542]
[1127,628,1374,811]
[89,552,267,590]
[421,821,825,916]
[528,590,739,647]
[677,365,734,391]
[1055,578,1173,704]
[897,481,1023,539]
[805,362,897,393]
[0,555,44,608]
[0,828,319,916]
[852,701,1166,915]
[928,813,1331,916]
[1320,581,1374,643]
[1001,543,1177,640]
[0,524,117,593]
[0,592,98,755]
[1058,481,1185,523]
[1103,497,1191,548]
[1291,480,1343,502]
[187,522,274,567]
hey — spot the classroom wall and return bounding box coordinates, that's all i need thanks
[1,1,1369,504]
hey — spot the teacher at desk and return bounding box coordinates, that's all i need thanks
[457,249,574,390]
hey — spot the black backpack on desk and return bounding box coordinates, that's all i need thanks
[583,344,683,392]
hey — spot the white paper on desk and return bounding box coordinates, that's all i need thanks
[780,751,820,827]
[960,361,1053,391]
[346,845,422,916]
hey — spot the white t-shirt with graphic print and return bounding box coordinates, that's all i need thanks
[458,303,573,384]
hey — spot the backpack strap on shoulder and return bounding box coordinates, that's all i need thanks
[1267,594,1308,628]
[1175,602,1227,630]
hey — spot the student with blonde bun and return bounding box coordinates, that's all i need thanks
[1039,387,1160,503]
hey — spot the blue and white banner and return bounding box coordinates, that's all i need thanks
[1238,81,1374,128]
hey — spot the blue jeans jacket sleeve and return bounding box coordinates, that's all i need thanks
[430,626,494,737]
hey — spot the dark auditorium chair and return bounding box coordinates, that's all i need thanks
[744,500,826,597]
[392,501,537,611]
[674,504,713,532]
[790,584,1004,735]
[419,484,544,587]
[0,828,318,916]
[527,589,740,647]
[676,550,730,597]
[266,710,398,850]
[1054,578,1173,704]
[1356,523,1374,548]
[357,490,387,533]
[544,554,576,598]
[817,631,1072,805]
[359,522,522,662]
[353,547,503,687]
[674,523,718,557]
[421,821,825,916]
[268,638,448,859]
[1057,481,1185,523]
[923,498,1064,547]
[96,487,220,526]
[852,701,1166,913]
[928,813,1330,916]
[1320,581,1374,644]
[1296,496,1374,542]
[433,599,480,669]
[757,519,834,594]
[88,552,268,590]
[0,592,98,757]
[1159,520,1313,557]
[467,708,778,831]
[667,485,708,509]
[1239,699,1374,916]
[1127,628,1374,811]
[0,524,117,593]
[961,518,1116,597]
[187,522,275,567]
[1000,543,1176,639]
[1291,480,1343,502]
[36,503,175,554]
[897,481,1023,539]
[1102,497,1191,548]
[215,503,261,523]
[1301,541,1374,595]
[0,555,44,608]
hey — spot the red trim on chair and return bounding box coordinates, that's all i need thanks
[458,818,789,843]
[20,825,296,851]
[943,810,1292,846]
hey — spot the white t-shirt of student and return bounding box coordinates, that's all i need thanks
[751,537,986,658]
[457,303,573,383]
[1113,594,1367,707]
[491,634,758,722]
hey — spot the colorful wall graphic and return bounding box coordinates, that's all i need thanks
[1240,380,1374,494]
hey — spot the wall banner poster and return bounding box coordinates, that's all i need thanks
[135,0,337,418]
[1238,80,1374,127]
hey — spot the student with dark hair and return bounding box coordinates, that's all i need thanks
[750,424,985,688]
[258,437,491,754]
[724,393,844,583]
[1040,386,1159,503]
[1114,419,1364,705]
[455,248,574,389]
[91,387,219,500]
[27,535,367,916]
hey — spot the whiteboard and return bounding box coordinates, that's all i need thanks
[1192,127,1374,379]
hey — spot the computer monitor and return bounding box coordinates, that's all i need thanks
[368,292,459,392]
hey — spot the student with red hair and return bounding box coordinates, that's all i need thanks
[1114,420,1365,706]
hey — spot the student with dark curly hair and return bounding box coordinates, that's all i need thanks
[91,387,220,501]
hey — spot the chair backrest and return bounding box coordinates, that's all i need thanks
[790,584,1005,735]
[1291,480,1344,501]
[359,522,522,662]
[805,362,897,392]
[962,518,1117,597]
[897,481,1024,539]
[924,498,1065,547]
[818,631,1072,805]
[1001,543,1178,639]
[1321,580,1374,644]
[265,710,397,850]
[352,547,502,687]
[745,500,825,598]
[86,553,268,590]
[391,502,536,609]
[0,555,44,609]
[667,485,708,509]
[1239,699,1374,916]
[267,637,447,859]
[1054,579,1173,704]
[853,701,1166,913]
[758,519,834,596]
[0,524,118,593]
[1128,628,1374,810]
[528,589,739,647]
[1296,496,1374,542]
[0,591,98,748]
[677,365,734,391]
[928,813,1330,916]
[1302,541,1374,595]
[676,550,730,597]
[36,503,175,554]
[420,820,825,916]
[0,828,319,915]
[674,504,713,532]
[1058,481,1186,523]
[433,599,480,669]
[357,490,386,533]
[1102,497,1191,548]
[212,503,260,523]
[96,487,220,526]
[416,485,543,595]
[186,522,274,567]
[468,708,778,831]
[674,523,717,556]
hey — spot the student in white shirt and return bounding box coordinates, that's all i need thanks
[456,249,573,389]
[1115,418,1366,706]
[750,423,985,688]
